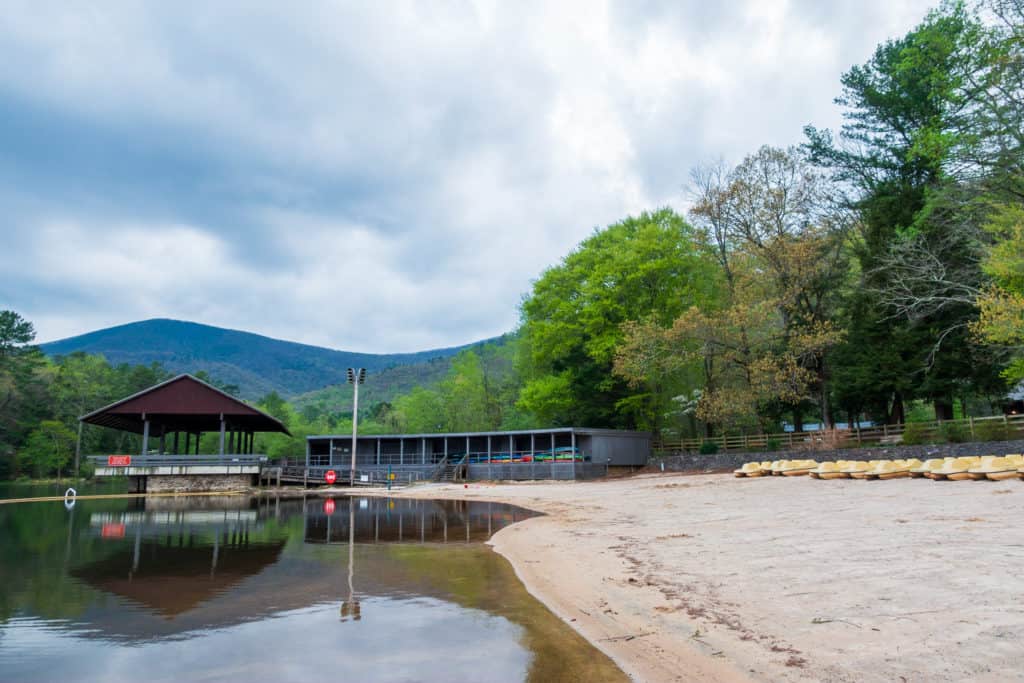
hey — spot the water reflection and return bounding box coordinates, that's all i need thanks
[0,494,624,682]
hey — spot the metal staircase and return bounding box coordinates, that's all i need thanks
[435,454,468,482]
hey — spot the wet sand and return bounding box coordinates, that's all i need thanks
[361,473,1024,682]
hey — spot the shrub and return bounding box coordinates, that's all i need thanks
[699,441,719,455]
[765,438,782,452]
[939,422,968,443]
[975,420,1010,442]
[900,422,931,445]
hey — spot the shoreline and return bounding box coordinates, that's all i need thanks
[355,479,754,682]
[352,473,1024,682]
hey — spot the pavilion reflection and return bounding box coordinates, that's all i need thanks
[303,496,536,545]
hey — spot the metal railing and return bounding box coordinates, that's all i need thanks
[88,454,268,467]
[278,465,427,486]
[654,413,1024,454]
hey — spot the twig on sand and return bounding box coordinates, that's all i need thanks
[811,617,862,628]
[600,632,655,642]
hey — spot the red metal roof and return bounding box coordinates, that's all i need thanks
[80,374,291,435]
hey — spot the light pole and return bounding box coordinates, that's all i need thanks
[347,368,366,486]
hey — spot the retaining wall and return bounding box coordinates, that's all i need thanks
[142,474,255,493]
[654,439,1024,473]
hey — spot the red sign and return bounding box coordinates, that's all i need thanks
[101,523,126,538]
[107,455,132,467]
[324,470,337,485]
[323,498,336,515]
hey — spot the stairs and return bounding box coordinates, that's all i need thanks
[436,454,467,482]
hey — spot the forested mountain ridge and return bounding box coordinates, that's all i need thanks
[40,319,496,398]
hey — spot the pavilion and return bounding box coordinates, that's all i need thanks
[81,373,290,457]
[81,374,290,492]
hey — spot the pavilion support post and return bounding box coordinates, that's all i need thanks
[304,438,310,488]
[551,433,555,479]
[400,439,404,466]
[376,438,381,466]
[141,417,150,457]
[509,435,514,465]
[185,432,191,455]
[159,431,166,455]
[487,435,492,480]
[195,433,200,455]
[219,415,226,456]
[571,430,576,480]
[173,432,180,455]
[421,438,426,465]
[444,437,448,462]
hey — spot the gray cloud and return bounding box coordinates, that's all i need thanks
[0,0,933,352]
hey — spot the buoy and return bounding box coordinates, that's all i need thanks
[464,484,468,489]
[64,487,77,510]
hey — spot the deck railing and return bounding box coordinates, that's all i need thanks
[654,413,1024,454]
[88,454,268,467]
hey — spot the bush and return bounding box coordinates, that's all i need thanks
[975,420,1010,442]
[900,422,931,445]
[765,438,782,452]
[939,422,968,443]
[699,441,719,455]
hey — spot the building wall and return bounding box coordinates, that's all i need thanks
[581,432,651,466]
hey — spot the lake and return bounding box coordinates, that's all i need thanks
[0,490,626,682]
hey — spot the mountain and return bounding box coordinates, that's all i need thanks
[40,319,495,399]
[293,336,516,414]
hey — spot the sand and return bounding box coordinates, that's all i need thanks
[355,473,1024,682]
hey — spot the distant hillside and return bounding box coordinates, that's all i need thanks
[293,336,515,414]
[41,319,496,399]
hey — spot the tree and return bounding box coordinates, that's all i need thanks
[975,203,1024,382]
[0,311,48,473]
[392,387,446,433]
[688,146,848,428]
[257,391,291,428]
[0,311,35,360]
[20,420,76,479]
[804,1,1009,421]
[518,208,719,429]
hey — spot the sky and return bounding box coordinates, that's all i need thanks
[0,0,934,353]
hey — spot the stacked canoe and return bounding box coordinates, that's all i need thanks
[734,454,1024,481]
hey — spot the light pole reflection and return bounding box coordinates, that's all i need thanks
[340,496,361,621]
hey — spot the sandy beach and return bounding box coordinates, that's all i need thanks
[361,473,1024,682]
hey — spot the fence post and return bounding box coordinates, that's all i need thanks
[969,416,975,439]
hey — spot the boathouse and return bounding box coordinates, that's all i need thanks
[304,427,650,482]
[82,374,290,492]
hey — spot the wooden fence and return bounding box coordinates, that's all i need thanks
[653,413,1024,454]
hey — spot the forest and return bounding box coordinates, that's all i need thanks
[1,1,1021,478]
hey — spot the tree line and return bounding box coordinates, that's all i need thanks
[2,1,1021,477]
[516,0,1023,437]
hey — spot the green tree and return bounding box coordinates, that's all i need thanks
[517,208,719,429]
[19,420,76,479]
[804,1,1007,422]
[392,386,446,433]
[0,311,48,475]
[975,203,1024,381]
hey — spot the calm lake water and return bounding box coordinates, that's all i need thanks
[0,488,625,682]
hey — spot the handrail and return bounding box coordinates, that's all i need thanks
[654,412,1024,454]
[88,454,268,467]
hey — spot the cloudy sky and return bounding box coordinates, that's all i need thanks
[1,0,933,352]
